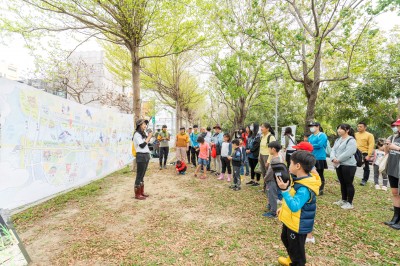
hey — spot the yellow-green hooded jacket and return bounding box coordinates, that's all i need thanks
[278,172,321,234]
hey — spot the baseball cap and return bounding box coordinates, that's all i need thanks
[292,141,314,152]
[392,119,400,126]
[308,121,320,127]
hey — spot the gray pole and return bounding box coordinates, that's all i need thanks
[275,76,279,135]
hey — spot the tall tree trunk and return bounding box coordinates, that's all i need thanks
[131,47,141,121]
[176,101,180,134]
[304,82,319,132]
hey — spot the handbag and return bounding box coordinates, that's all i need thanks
[378,154,389,174]
[211,144,217,158]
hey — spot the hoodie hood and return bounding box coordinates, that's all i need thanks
[292,171,321,196]
[252,123,260,138]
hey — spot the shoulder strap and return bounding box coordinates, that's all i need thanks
[288,135,296,145]
[267,134,271,144]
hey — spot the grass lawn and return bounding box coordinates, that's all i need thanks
[12,163,400,265]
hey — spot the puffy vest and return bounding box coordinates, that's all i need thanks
[278,173,321,234]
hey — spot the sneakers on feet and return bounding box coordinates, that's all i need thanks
[233,187,241,191]
[306,237,316,244]
[382,186,388,191]
[246,180,255,185]
[251,182,260,187]
[262,212,277,218]
[360,180,366,186]
[333,200,346,206]
[229,185,236,189]
[341,202,354,209]
[375,184,381,190]
[163,165,167,169]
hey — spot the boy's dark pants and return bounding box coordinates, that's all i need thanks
[281,224,307,266]
[233,165,241,187]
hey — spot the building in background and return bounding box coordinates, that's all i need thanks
[0,60,19,80]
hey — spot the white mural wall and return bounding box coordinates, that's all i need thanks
[0,78,134,211]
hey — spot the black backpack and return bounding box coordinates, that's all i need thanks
[345,138,363,167]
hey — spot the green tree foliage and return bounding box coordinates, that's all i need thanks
[2,0,204,120]
[247,0,375,130]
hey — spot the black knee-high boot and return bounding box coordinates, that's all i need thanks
[385,206,400,226]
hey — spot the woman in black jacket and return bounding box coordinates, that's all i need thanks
[245,123,261,186]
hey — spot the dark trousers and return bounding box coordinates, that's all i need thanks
[281,224,307,266]
[135,153,150,186]
[221,157,232,174]
[187,146,192,164]
[316,168,325,192]
[361,153,370,182]
[233,165,241,187]
[336,165,357,204]
[248,157,261,181]
[286,150,295,168]
[191,147,199,166]
[159,147,169,166]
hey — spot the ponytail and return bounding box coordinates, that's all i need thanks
[261,122,275,136]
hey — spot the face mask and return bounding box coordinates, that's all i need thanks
[250,126,254,131]
[310,127,316,133]
[392,127,398,133]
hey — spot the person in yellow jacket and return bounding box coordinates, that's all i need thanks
[275,151,321,266]
[355,122,375,186]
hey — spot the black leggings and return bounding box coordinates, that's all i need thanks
[221,157,232,174]
[336,165,357,204]
[159,147,169,166]
[135,153,151,186]
[248,157,261,181]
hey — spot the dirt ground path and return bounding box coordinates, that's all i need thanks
[13,160,400,265]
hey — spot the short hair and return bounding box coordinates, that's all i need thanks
[177,160,182,164]
[223,133,231,141]
[197,136,205,143]
[290,151,316,173]
[193,125,198,128]
[231,139,240,146]
[303,133,311,137]
[206,126,211,131]
[188,127,192,129]
[268,141,282,152]
[162,125,167,128]
[239,137,244,141]
[358,122,367,127]
[180,127,185,130]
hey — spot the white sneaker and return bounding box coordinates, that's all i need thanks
[341,202,354,210]
[333,200,346,206]
[382,186,388,191]
[375,184,381,190]
[305,237,315,244]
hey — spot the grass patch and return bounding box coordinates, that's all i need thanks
[12,166,131,228]
[11,165,400,265]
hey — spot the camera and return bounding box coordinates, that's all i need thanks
[271,163,291,189]
[146,128,153,134]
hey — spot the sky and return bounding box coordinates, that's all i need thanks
[0,9,399,78]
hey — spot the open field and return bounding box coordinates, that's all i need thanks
[12,162,400,265]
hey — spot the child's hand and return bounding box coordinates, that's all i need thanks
[276,176,289,190]
[227,156,232,160]
[277,208,282,216]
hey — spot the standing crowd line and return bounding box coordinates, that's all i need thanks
[131,119,400,266]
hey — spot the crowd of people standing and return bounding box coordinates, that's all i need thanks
[132,118,400,266]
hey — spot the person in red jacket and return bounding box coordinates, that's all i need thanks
[176,160,187,175]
